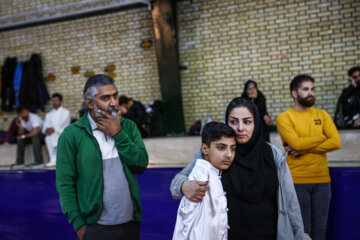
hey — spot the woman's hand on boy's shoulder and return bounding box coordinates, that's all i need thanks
[181,180,208,202]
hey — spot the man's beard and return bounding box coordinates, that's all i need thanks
[93,104,118,118]
[298,95,315,107]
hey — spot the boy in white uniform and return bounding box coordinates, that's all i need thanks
[173,122,236,240]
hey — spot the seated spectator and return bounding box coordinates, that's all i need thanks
[0,117,19,144]
[146,100,166,137]
[241,80,274,141]
[334,66,360,129]
[188,120,201,136]
[12,106,43,169]
[42,93,71,168]
[119,95,149,138]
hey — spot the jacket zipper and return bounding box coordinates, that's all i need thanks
[83,127,105,218]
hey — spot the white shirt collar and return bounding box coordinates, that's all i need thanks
[87,112,98,131]
[53,106,63,112]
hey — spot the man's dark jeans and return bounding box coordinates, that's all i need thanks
[83,221,140,240]
[16,133,43,164]
[295,183,331,240]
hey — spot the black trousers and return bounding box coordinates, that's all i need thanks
[16,133,43,164]
[83,221,140,240]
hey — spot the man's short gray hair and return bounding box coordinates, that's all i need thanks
[83,74,115,100]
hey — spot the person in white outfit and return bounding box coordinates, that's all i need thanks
[173,122,236,240]
[42,93,71,167]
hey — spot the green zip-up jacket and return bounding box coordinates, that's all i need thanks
[56,114,148,230]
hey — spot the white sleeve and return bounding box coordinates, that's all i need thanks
[189,161,209,182]
[173,163,210,240]
[31,114,42,129]
[42,113,50,134]
[55,109,71,134]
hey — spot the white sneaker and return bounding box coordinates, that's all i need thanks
[30,164,44,169]
[11,164,24,170]
[45,161,56,168]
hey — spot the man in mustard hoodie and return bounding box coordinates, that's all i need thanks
[56,74,148,240]
[277,74,341,240]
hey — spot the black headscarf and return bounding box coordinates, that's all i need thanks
[241,80,268,118]
[222,97,275,203]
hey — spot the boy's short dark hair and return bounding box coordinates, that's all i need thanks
[201,121,236,147]
[52,93,63,101]
[348,66,360,77]
[290,74,314,92]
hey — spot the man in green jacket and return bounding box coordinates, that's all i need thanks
[56,74,148,240]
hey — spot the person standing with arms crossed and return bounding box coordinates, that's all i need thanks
[277,74,341,240]
[56,74,148,240]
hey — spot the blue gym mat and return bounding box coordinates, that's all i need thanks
[0,168,359,240]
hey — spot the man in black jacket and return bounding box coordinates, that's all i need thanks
[335,66,360,129]
[119,95,148,138]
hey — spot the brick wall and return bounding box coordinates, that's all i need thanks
[177,0,360,129]
[0,6,160,129]
[1,0,359,132]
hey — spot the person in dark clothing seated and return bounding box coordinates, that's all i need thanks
[241,80,274,142]
[119,95,149,138]
[146,100,166,137]
[334,66,360,129]
[0,117,19,144]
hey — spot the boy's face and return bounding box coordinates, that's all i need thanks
[201,136,236,171]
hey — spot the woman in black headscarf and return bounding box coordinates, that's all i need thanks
[221,98,277,239]
[171,97,310,240]
[242,80,273,141]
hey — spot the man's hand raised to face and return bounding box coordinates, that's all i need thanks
[95,110,122,137]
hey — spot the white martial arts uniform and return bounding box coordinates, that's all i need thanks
[173,159,229,240]
[42,106,71,165]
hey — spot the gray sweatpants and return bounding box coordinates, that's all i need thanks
[295,183,331,240]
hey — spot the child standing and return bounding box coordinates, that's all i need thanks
[173,122,236,240]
